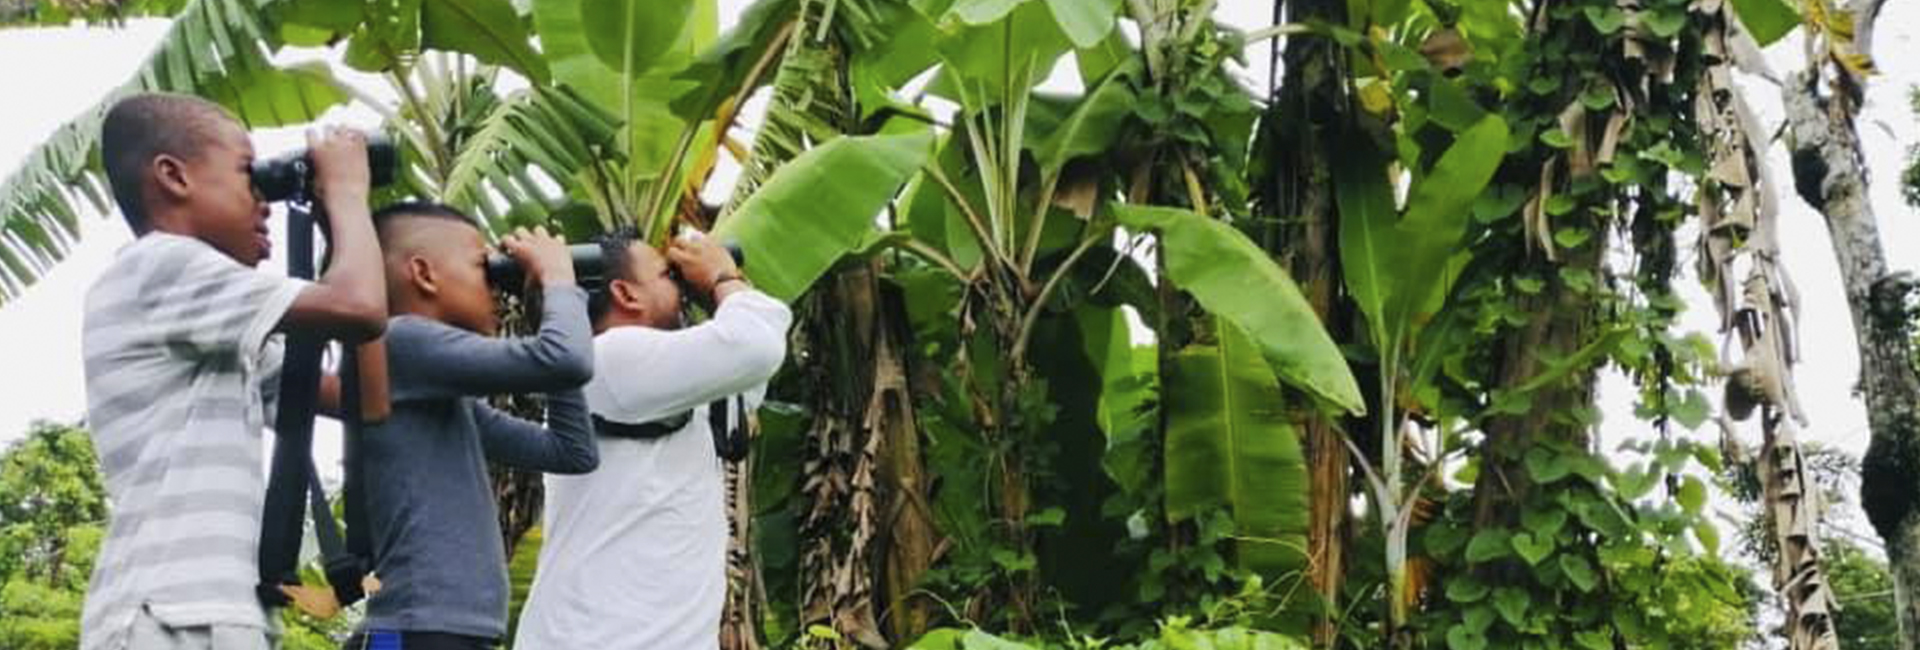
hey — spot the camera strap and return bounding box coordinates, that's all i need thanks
[592,410,693,439]
[257,201,375,613]
[590,396,748,462]
[712,395,749,463]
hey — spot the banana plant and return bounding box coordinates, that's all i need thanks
[1334,108,1509,634]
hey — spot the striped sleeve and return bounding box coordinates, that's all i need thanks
[140,239,307,361]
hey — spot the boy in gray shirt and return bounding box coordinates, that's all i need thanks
[348,202,598,650]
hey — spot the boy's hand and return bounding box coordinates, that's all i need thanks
[308,126,371,204]
[279,584,341,619]
[501,226,574,287]
[667,232,743,300]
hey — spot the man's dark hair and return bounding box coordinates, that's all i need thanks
[587,226,642,324]
[100,93,238,234]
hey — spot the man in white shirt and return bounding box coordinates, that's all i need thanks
[513,228,792,650]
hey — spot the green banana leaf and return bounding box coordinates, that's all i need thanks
[713,131,936,301]
[1113,204,1365,415]
[1164,320,1310,576]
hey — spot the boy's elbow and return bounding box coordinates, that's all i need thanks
[552,348,594,387]
[336,301,388,343]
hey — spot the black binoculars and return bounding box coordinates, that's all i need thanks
[251,132,398,203]
[484,242,744,290]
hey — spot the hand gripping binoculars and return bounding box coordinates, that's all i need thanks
[250,132,399,203]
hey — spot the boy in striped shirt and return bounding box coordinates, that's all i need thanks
[79,93,387,650]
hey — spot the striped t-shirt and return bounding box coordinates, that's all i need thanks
[79,233,307,650]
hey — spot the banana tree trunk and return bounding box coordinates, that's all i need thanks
[1694,6,1841,646]
[1260,0,1352,643]
[797,262,890,649]
[1782,13,1920,640]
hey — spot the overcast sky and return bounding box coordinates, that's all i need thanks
[0,2,1914,541]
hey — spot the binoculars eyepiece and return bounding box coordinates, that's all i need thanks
[251,132,399,203]
[484,242,743,290]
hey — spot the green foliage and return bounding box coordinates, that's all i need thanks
[907,616,1309,650]
[1417,444,1754,650]
[1826,538,1900,649]
[418,0,551,84]
[1162,320,1309,577]
[1113,205,1364,415]
[1728,0,1800,46]
[0,422,101,650]
[714,131,935,301]
[0,422,104,587]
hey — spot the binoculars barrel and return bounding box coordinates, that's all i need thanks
[251,132,399,203]
[484,242,744,289]
[485,244,608,288]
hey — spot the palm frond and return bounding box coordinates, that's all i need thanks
[721,0,857,215]
[0,0,346,304]
[440,85,622,233]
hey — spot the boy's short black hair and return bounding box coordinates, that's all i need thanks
[587,226,642,324]
[370,201,484,265]
[100,93,235,234]
[370,201,483,234]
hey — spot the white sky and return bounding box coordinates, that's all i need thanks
[0,1,1914,545]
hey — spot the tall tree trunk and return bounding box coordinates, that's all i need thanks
[1781,2,1920,643]
[1259,0,1351,643]
[873,293,936,642]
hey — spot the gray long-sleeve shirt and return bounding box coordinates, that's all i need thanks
[358,284,599,640]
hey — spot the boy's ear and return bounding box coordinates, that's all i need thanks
[152,154,191,202]
[407,256,438,297]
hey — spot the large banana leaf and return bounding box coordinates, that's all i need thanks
[1077,305,1155,494]
[0,0,348,304]
[418,0,549,85]
[533,0,716,179]
[1031,72,1134,178]
[1113,205,1365,415]
[1338,115,1507,355]
[712,131,935,302]
[1164,319,1310,576]
[669,0,799,121]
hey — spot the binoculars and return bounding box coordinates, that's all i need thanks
[251,132,398,203]
[484,242,744,290]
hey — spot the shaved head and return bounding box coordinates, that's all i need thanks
[371,202,496,333]
[373,202,484,264]
[101,93,239,233]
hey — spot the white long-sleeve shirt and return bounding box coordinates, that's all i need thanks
[513,289,792,650]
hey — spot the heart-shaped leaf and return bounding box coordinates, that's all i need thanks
[1492,587,1529,627]
[1560,554,1599,592]
[1511,531,1555,565]
[1521,507,1568,537]
[1466,528,1512,563]
[1447,625,1489,650]
[1446,576,1491,603]
[1525,448,1571,484]
[1464,605,1496,634]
